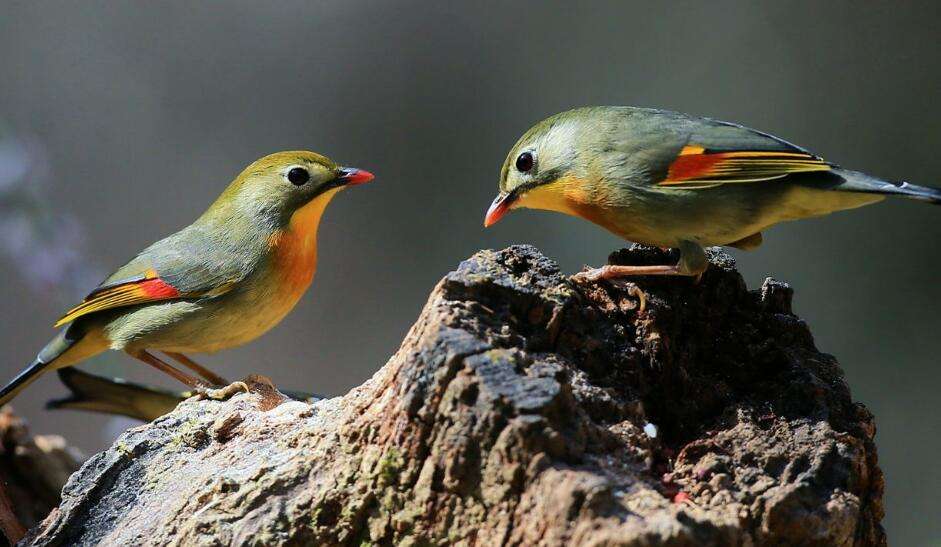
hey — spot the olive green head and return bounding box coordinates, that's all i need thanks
[205,151,374,227]
[485,108,609,226]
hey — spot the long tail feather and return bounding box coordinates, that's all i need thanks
[0,328,83,407]
[0,360,49,407]
[47,368,182,422]
[832,169,941,204]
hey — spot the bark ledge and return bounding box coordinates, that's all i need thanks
[23,245,884,546]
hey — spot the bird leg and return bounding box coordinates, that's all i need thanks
[571,264,686,283]
[129,351,248,401]
[128,350,205,389]
[163,352,228,386]
[613,282,647,312]
[572,240,708,284]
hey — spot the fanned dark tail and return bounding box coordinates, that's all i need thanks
[47,367,183,422]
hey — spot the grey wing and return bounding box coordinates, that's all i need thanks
[92,224,252,298]
[615,108,832,188]
[142,224,254,296]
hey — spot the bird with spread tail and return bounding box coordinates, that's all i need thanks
[0,151,374,406]
[485,106,940,282]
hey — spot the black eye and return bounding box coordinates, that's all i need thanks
[287,167,310,185]
[515,152,534,173]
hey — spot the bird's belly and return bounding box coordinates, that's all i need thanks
[586,206,714,248]
[603,211,770,249]
[589,185,828,248]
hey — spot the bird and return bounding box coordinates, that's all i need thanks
[0,150,374,406]
[484,106,940,282]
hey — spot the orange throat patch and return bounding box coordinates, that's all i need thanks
[268,189,340,298]
[517,174,630,239]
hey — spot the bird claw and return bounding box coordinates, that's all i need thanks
[616,282,647,313]
[570,267,647,312]
[192,381,250,401]
[570,266,607,284]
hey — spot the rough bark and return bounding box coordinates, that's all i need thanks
[22,245,884,546]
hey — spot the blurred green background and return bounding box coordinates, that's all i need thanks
[0,1,937,543]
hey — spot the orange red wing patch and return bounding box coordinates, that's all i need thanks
[659,145,831,187]
[55,270,181,327]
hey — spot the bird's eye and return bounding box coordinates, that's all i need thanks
[515,152,534,173]
[287,167,310,185]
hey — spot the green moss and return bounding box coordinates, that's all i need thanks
[114,440,132,457]
[378,448,403,487]
[167,416,202,449]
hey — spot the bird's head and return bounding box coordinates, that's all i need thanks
[207,151,374,229]
[485,108,606,227]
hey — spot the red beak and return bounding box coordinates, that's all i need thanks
[484,192,514,227]
[337,167,375,186]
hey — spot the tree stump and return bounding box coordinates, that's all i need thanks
[21,245,884,546]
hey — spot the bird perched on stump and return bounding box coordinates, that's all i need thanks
[0,151,374,406]
[484,106,940,282]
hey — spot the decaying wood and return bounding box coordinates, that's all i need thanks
[0,481,27,545]
[0,407,82,546]
[20,245,884,546]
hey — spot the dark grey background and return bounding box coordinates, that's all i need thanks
[0,2,937,543]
